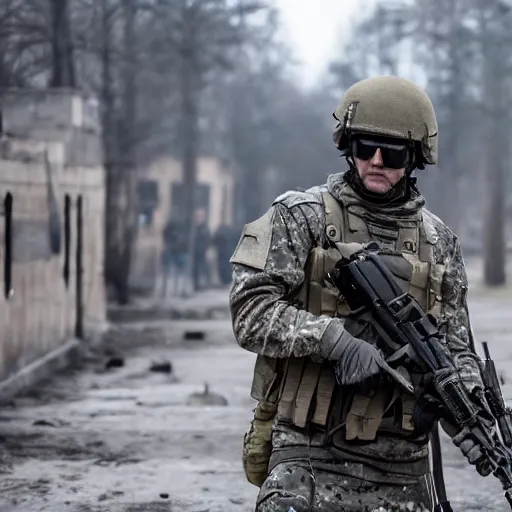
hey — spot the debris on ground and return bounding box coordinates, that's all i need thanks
[186,383,228,406]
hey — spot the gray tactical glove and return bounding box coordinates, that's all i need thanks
[413,398,494,476]
[413,371,495,477]
[452,421,495,477]
[321,326,413,393]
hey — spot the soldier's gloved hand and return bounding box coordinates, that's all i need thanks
[321,329,413,393]
[413,392,494,476]
[452,424,494,477]
[411,372,452,435]
[412,392,449,436]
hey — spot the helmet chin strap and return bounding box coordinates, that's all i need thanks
[344,155,418,206]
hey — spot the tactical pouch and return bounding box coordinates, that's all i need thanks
[242,400,278,487]
[296,246,350,317]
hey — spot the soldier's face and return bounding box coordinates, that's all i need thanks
[353,138,407,194]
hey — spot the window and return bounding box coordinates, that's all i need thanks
[63,194,71,287]
[75,195,84,339]
[138,180,159,226]
[4,192,12,299]
[170,183,210,222]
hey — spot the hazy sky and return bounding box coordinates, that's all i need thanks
[275,0,378,88]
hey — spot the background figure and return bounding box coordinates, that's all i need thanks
[192,208,211,292]
[159,219,172,298]
[213,223,237,286]
[160,217,189,298]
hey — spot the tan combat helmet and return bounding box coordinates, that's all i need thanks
[333,76,438,169]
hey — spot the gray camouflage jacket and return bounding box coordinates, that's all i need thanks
[229,172,484,393]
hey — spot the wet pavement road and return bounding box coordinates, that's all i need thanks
[1,266,512,511]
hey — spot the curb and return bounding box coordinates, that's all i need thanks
[107,306,230,323]
[0,338,83,402]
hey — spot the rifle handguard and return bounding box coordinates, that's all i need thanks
[433,369,480,428]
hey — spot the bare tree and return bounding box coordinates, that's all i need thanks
[225,8,286,222]
[413,0,481,233]
[170,0,265,243]
[329,2,409,90]
[97,0,139,304]
[477,0,512,285]
[328,0,486,235]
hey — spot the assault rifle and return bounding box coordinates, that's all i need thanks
[327,247,512,510]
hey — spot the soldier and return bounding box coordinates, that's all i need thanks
[229,76,493,512]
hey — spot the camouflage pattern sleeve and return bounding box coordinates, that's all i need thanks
[438,236,484,393]
[229,192,345,360]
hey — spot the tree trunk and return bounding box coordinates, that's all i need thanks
[241,160,265,224]
[179,2,201,292]
[101,0,117,299]
[114,0,139,304]
[100,0,133,304]
[50,0,76,87]
[180,58,199,248]
[482,15,506,286]
[437,0,464,234]
[483,155,506,285]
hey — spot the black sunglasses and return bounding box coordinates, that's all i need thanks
[352,138,410,170]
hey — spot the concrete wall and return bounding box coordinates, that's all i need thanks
[0,89,106,383]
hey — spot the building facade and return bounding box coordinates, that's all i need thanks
[131,156,235,291]
[0,89,106,384]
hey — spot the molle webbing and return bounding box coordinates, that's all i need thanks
[277,358,336,428]
[277,191,442,441]
[322,191,443,314]
[345,387,395,441]
[251,191,446,444]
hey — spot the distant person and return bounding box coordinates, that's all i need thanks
[213,223,236,286]
[192,208,211,292]
[160,217,189,298]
